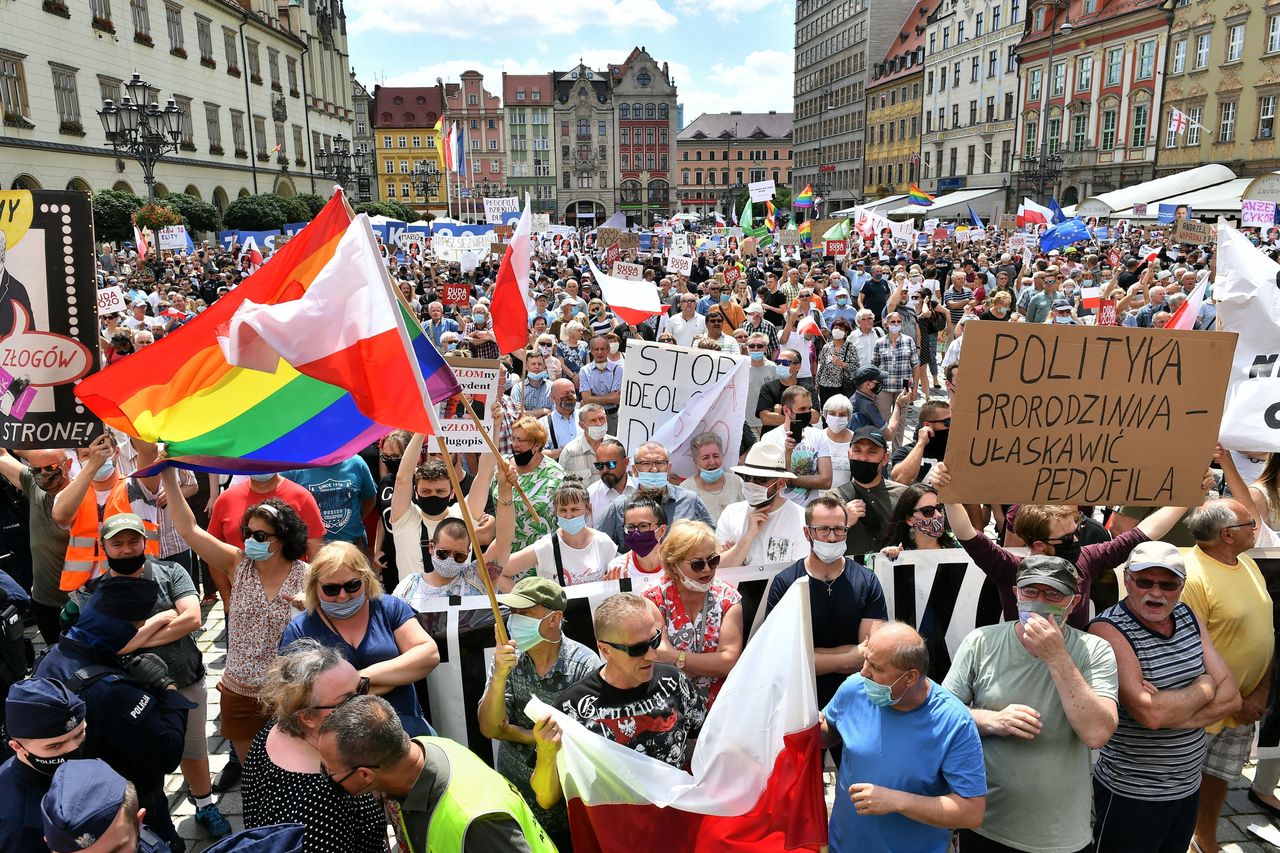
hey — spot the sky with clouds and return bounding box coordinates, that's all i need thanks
[346,0,795,123]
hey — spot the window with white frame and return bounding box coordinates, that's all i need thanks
[1076,55,1092,91]
[229,110,244,151]
[223,28,237,70]
[1166,109,1179,148]
[1100,108,1117,149]
[204,103,220,147]
[165,5,182,51]
[1023,120,1037,157]
[1130,103,1148,147]
[1195,34,1210,69]
[1270,16,1280,53]
[1219,100,1237,141]
[1260,95,1276,138]
[196,17,212,60]
[1172,40,1186,74]
[1138,40,1156,78]
[286,57,297,93]
[1187,106,1202,144]
[1228,25,1244,62]
[1105,47,1123,85]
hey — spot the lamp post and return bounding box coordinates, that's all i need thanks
[1030,3,1072,203]
[813,85,832,217]
[97,73,184,204]
[316,134,371,198]
[410,160,440,213]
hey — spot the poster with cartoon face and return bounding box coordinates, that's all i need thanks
[0,190,102,447]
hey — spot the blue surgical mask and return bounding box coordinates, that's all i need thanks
[750,351,765,362]
[527,371,548,382]
[243,537,273,561]
[719,293,730,302]
[249,472,276,483]
[320,593,366,619]
[92,459,115,481]
[507,613,551,652]
[775,364,791,379]
[472,313,486,325]
[636,471,668,490]
[557,514,587,535]
[698,466,725,483]
[861,671,909,707]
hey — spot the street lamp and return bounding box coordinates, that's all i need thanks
[410,160,439,210]
[1022,3,1072,203]
[317,134,371,197]
[813,85,832,216]
[97,73,184,204]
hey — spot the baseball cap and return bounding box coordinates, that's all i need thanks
[1016,555,1079,596]
[1123,540,1186,578]
[850,425,888,449]
[100,513,147,540]
[497,577,568,611]
[853,366,886,386]
[1051,298,1072,311]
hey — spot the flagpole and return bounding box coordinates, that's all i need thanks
[458,394,543,524]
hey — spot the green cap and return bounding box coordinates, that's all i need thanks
[99,513,146,541]
[496,577,567,611]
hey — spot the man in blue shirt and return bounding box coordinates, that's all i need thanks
[284,456,377,545]
[821,622,987,853]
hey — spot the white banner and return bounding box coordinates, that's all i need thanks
[531,213,551,232]
[748,180,776,203]
[432,231,495,263]
[1213,223,1280,450]
[436,358,502,452]
[617,341,749,480]
[96,286,126,316]
[612,261,643,281]
[156,225,188,250]
[483,196,520,225]
[395,231,428,249]
[666,254,693,276]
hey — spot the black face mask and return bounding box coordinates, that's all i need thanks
[415,494,451,517]
[849,458,883,484]
[513,448,536,467]
[1052,541,1082,567]
[34,470,64,491]
[107,553,147,575]
[24,745,80,776]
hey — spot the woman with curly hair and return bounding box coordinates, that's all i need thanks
[880,483,959,559]
[163,467,311,762]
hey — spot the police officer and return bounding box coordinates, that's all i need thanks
[41,757,169,852]
[204,823,305,853]
[0,678,87,852]
[34,576,194,852]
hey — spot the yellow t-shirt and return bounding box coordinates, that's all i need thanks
[1180,546,1274,732]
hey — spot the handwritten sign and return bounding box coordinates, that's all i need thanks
[940,322,1235,506]
[441,283,471,306]
[666,254,693,276]
[97,286,126,316]
[778,229,801,246]
[436,358,502,453]
[1243,200,1278,228]
[748,180,776,202]
[531,213,551,232]
[156,225,188,251]
[597,227,622,247]
[1173,218,1214,244]
[396,231,428,250]
[619,233,641,251]
[612,261,643,280]
[483,196,520,225]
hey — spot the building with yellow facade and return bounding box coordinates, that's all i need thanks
[372,85,447,217]
[863,0,931,200]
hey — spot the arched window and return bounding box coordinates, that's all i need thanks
[620,104,630,119]
[621,180,642,204]
[647,179,668,203]
[645,103,656,119]
[658,104,669,119]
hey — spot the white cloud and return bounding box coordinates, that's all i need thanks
[349,0,677,38]
[673,0,783,21]
[676,50,794,119]
[381,58,550,90]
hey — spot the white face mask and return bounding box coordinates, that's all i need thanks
[810,539,847,563]
[740,481,774,506]
[887,323,903,334]
[677,567,712,593]
[586,424,608,440]
[831,328,846,340]
[826,415,850,433]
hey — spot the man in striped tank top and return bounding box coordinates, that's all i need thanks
[1088,541,1241,853]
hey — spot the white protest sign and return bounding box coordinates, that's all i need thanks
[671,233,689,256]
[666,254,693,276]
[432,231,496,262]
[612,261,644,281]
[531,213,551,232]
[617,341,749,480]
[396,231,428,250]
[96,286,126,316]
[156,225,188,250]
[436,358,503,453]
[1242,200,1277,229]
[748,180,776,203]
[1214,223,1280,450]
[923,218,940,232]
[482,196,520,225]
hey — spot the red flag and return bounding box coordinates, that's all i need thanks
[489,196,532,354]
[1168,276,1207,330]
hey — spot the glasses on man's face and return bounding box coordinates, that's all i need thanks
[634,459,668,472]
[245,529,277,543]
[1017,586,1069,604]
[593,460,621,471]
[707,316,723,324]
[379,454,402,465]
[1225,519,1259,531]
[922,417,952,428]
[747,343,766,350]
[1126,573,1183,593]
[602,630,662,658]
[685,554,721,573]
[320,578,364,597]
[308,675,371,712]
[808,524,850,538]
[30,464,61,475]
[433,547,469,564]
[776,359,794,367]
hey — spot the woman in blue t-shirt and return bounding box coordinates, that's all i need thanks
[280,542,439,735]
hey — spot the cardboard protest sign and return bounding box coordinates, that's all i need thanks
[1173,218,1213,244]
[435,358,502,452]
[617,341,749,479]
[441,283,471,306]
[0,190,103,446]
[488,243,507,257]
[531,213,551,232]
[482,196,520,225]
[618,233,641,250]
[666,254,693,276]
[748,180,776,202]
[1243,200,1278,228]
[778,229,801,246]
[156,225,188,250]
[493,225,514,241]
[597,227,622,247]
[96,286,126,316]
[997,214,1017,230]
[940,321,1235,506]
[612,261,643,280]
[808,219,842,242]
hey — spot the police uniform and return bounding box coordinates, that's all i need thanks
[0,677,86,853]
[204,823,305,853]
[41,757,170,852]
[33,576,193,852]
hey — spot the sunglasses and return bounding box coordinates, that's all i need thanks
[922,417,952,427]
[912,505,941,517]
[433,548,470,564]
[747,343,766,350]
[320,578,364,597]
[685,554,721,573]
[593,460,620,470]
[245,529,277,543]
[707,316,723,323]
[1126,573,1183,592]
[30,464,62,475]
[379,454,402,465]
[602,630,662,657]
[308,675,371,711]
[776,359,794,367]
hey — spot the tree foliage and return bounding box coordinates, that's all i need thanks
[278,195,312,224]
[294,193,327,217]
[160,193,222,234]
[91,189,143,243]
[222,194,288,230]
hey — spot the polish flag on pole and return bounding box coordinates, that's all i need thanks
[527,580,828,853]
[587,258,663,325]
[134,224,150,263]
[1168,275,1208,330]
[490,195,533,354]
[1080,285,1103,309]
[1016,197,1054,227]
[218,213,453,434]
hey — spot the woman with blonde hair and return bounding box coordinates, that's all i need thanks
[280,542,439,735]
[243,638,387,853]
[556,320,590,384]
[643,519,745,711]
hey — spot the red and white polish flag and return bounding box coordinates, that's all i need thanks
[490,195,533,355]
[587,258,664,326]
[527,580,828,853]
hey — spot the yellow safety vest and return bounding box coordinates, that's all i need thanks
[405,736,559,853]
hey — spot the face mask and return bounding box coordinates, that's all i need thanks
[1053,315,1073,324]
[1017,598,1069,627]
[861,671,910,707]
[636,471,668,491]
[775,364,791,379]
[415,494,451,517]
[810,539,847,563]
[472,313,486,325]
[249,472,276,483]
[837,297,848,306]
[887,323,903,334]
[107,553,147,575]
[831,328,847,340]
[557,514,588,535]
[623,529,661,557]
[320,593,366,619]
[527,371,548,382]
[750,351,765,362]
[446,342,458,351]
[244,537,274,561]
[678,567,712,593]
[513,448,536,466]
[430,552,472,579]
[911,514,947,539]
[992,307,1007,317]
[539,345,553,356]
[93,459,115,481]
[698,466,725,483]
[1051,541,1082,567]
[34,469,64,491]
[507,613,552,652]
[826,415,849,433]
[741,481,775,507]
[23,745,81,776]
[587,424,608,440]
[849,458,882,483]
[719,293,730,303]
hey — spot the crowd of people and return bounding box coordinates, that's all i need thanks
[0,216,1275,853]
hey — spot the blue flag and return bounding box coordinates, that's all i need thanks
[1048,198,1067,224]
[967,205,985,229]
[1039,218,1091,253]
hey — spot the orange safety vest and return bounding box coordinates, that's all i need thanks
[60,480,160,592]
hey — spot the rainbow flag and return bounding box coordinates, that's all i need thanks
[793,184,814,208]
[907,184,935,206]
[765,201,776,231]
[76,192,461,475]
[798,219,812,245]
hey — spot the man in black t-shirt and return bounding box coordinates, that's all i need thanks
[858,267,891,323]
[761,272,790,324]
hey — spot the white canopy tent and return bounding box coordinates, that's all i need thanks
[1068,164,1236,217]
[1103,176,1263,220]
[882,186,1005,219]
[834,194,907,216]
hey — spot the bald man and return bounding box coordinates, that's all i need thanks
[544,379,579,460]
[820,622,986,852]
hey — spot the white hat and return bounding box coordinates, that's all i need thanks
[731,443,796,480]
